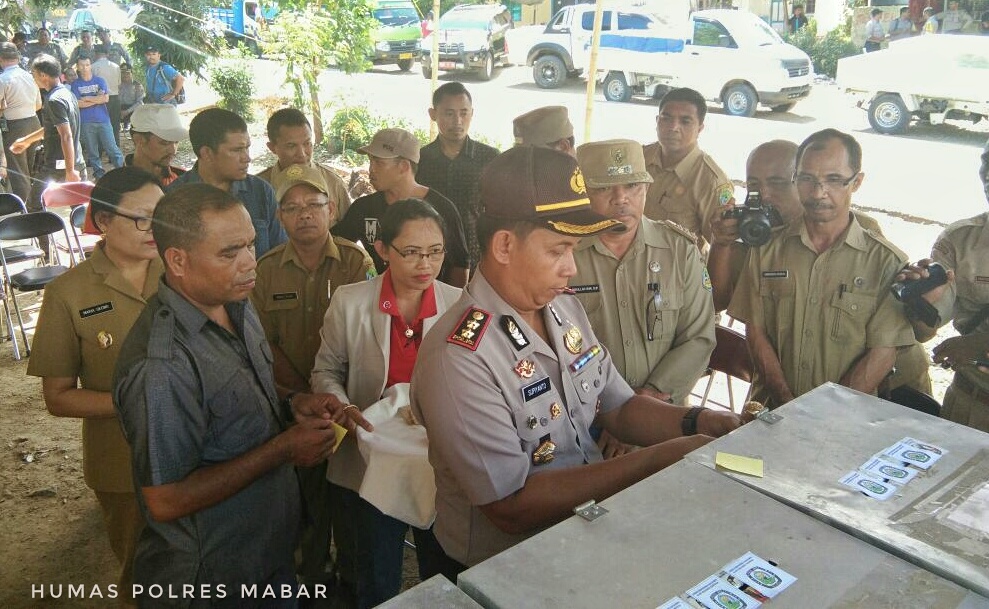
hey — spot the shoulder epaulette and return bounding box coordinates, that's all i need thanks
[447,307,492,351]
[662,220,697,243]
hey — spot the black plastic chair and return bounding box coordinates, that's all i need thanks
[0,211,75,359]
[0,193,45,265]
[69,204,93,260]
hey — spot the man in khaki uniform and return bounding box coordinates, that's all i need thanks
[709,140,930,395]
[513,105,575,157]
[902,140,989,431]
[257,107,351,226]
[252,164,374,588]
[642,87,733,251]
[572,139,714,406]
[411,145,741,576]
[728,129,916,409]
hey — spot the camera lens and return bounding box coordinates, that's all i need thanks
[739,214,772,247]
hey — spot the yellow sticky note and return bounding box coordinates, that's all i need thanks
[715,452,764,478]
[331,421,348,453]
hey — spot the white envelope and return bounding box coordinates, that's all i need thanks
[355,384,436,529]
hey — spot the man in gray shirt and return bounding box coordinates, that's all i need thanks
[114,183,368,606]
[91,44,122,145]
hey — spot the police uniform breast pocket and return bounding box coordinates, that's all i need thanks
[515,376,565,464]
[759,275,795,329]
[959,273,989,305]
[647,288,682,346]
[265,291,301,315]
[572,285,603,315]
[829,291,875,343]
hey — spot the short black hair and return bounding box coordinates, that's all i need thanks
[658,87,707,124]
[900,7,910,14]
[792,4,804,9]
[30,54,61,78]
[0,42,19,61]
[432,82,472,108]
[90,167,161,231]
[476,216,538,256]
[189,108,248,158]
[378,198,447,246]
[795,128,863,174]
[871,8,882,17]
[11,33,26,44]
[266,107,310,143]
[153,183,244,257]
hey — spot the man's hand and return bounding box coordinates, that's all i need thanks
[708,201,739,247]
[279,417,337,467]
[895,258,954,305]
[933,333,989,370]
[696,408,742,437]
[65,167,81,182]
[9,139,29,155]
[596,429,635,460]
[292,393,373,433]
[634,386,672,402]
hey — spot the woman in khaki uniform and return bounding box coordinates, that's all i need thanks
[27,166,165,606]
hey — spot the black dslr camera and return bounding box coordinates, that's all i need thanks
[721,190,784,247]
[890,262,948,327]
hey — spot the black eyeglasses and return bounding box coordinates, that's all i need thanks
[280,200,328,216]
[793,173,859,191]
[113,210,153,232]
[389,244,446,263]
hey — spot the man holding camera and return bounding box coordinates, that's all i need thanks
[728,129,915,408]
[899,140,989,432]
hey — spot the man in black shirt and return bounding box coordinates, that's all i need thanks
[416,82,499,266]
[333,128,470,287]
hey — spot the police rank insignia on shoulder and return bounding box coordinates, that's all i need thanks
[664,220,697,243]
[501,315,530,351]
[447,307,492,351]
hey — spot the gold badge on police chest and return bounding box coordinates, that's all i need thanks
[96,331,113,349]
[550,402,562,420]
[526,415,539,429]
[564,325,583,354]
[514,359,536,379]
[533,438,556,465]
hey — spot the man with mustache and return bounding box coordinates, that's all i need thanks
[728,129,916,409]
[114,183,370,605]
[167,108,286,257]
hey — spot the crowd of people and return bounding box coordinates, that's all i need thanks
[4,29,988,609]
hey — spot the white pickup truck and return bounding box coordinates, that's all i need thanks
[507,5,813,117]
[836,34,989,135]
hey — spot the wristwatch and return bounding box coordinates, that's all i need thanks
[681,406,706,436]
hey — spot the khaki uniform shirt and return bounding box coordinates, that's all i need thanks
[411,271,634,566]
[728,214,916,408]
[932,212,989,392]
[642,143,733,250]
[571,219,715,404]
[252,235,374,383]
[257,162,353,225]
[26,246,162,492]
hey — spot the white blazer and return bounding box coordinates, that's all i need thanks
[311,273,461,491]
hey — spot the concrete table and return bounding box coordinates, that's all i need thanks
[377,575,482,608]
[457,460,986,608]
[688,382,989,598]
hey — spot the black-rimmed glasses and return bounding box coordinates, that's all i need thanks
[113,210,153,232]
[389,244,446,263]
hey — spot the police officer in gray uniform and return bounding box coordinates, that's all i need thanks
[411,146,741,576]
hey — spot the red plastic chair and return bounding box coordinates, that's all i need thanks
[41,181,95,210]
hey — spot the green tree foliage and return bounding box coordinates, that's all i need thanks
[784,19,859,79]
[263,2,375,144]
[130,0,218,78]
[1,0,73,36]
[210,52,256,122]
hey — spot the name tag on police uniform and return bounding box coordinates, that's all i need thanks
[273,292,298,301]
[762,270,789,279]
[569,284,600,294]
[522,377,551,402]
[79,302,113,318]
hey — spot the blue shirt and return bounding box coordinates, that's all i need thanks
[144,61,178,104]
[114,278,300,596]
[168,167,287,258]
[70,76,111,124]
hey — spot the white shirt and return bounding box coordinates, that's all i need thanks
[91,58,121,95]
[865,19,885,41]
[0,63,41,120]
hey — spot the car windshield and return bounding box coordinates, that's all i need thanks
[742,14,784,45]
[439,11,492,30]
[374,7,419,27]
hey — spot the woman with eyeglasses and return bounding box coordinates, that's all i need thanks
[26,166,164,607]
[311,198,461,609]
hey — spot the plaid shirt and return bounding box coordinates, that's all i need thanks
[416,136,499,266]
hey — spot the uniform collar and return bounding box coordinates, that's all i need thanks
[785,212,869,252]
[277,234,340,269]
[88,244,163,301]
[646,142,703,181]
[577,218,650,259]
[466,269,561,358]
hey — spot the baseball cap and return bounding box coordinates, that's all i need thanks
[513,106,574,147]
[130,104,188,143]
[358,128,420,164]
[145,45,160,53]
[274,164,329,203]
[480,146,625,237]
[576,139,654,189]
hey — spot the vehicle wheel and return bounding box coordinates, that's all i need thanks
[398,58,413,72]
[722,83,757,117]
[868,93,910,134]
[478,53,494,81]
[602,72,632,103]
[770,102,796,113]
[533,55,567,89]
[422,63,432,79]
